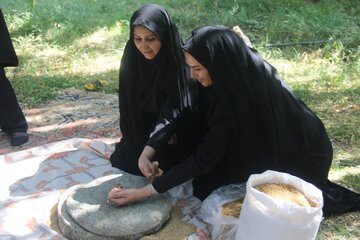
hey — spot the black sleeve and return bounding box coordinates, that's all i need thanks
[152,104,229,193]
[147,67,198,151]
[146,94,179,151]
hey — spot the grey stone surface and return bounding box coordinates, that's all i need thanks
[58,181,116,240]
[64,173,172,239]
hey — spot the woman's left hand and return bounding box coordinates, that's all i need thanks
[107,185,152,206]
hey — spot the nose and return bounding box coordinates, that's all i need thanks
[136,40,146,51]
[141,41,149,50]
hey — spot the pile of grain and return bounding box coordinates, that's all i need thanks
[221,198,244,217]
[141,207,196,240]
[254,183,316,207]
[206,198,244,240]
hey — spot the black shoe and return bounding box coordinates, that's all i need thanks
[9,132,29,146]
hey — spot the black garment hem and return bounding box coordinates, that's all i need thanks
[321,180,360,217]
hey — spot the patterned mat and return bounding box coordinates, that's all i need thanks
[0,89,209,240]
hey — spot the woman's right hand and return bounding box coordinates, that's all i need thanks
[138,146,163,181]
[138,154,153,179]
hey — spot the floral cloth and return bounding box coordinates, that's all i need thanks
[0,139,209,239]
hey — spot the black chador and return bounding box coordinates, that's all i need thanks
[110,4,195,174]
[0,9,28,146]
[149,25,360,217]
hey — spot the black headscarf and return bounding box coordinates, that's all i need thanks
[183,25,326,172]
[0,9,19,67]
[119,4,194,151]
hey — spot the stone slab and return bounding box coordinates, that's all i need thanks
[58,181,115,240]
[64,173,172,239]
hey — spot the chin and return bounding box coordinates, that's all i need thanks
[198,80,209,87]
[142,52,155,59]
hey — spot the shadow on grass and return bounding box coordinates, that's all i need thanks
[0,85,121,156]
[11,74,117,108]
[339,172,360,191]
[294,85,360,104]
[293,87,360,140]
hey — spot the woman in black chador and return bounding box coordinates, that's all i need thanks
[109,4,195,175]
[0,9,29,146]
[108,25,359,217]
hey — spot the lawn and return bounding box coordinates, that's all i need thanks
[1,0,359,239]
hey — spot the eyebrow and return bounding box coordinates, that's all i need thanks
[133,33,155,38]
[188,65,202,69]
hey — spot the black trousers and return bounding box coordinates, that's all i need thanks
[0,67,28,134]
[110,139,143,176]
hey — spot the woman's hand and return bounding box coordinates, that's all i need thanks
[138,154,153,179]
[138,146,163,181]
[149,161,163,182]
[107,185,152,206]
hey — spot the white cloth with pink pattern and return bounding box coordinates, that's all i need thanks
[0,138,210,240]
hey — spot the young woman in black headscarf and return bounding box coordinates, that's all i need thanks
[109,4,195,175]
[0,9,29,146]
[108,25,359,217]
[182,25,360,217]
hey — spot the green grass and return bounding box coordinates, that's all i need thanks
[1,0,359,239]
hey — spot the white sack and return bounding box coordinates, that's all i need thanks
[236,170,323,240]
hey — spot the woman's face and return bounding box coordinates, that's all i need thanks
[133,26,161,60]
[185,52,213,87]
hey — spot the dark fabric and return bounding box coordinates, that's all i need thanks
[183,25,328,175]
[0,9,19,67]
[321,180,360,217]
[0,68,28,134]
[110,4,196,174]
[152,86,232,199]
[0,9,27,134]
[152,25,360,217]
